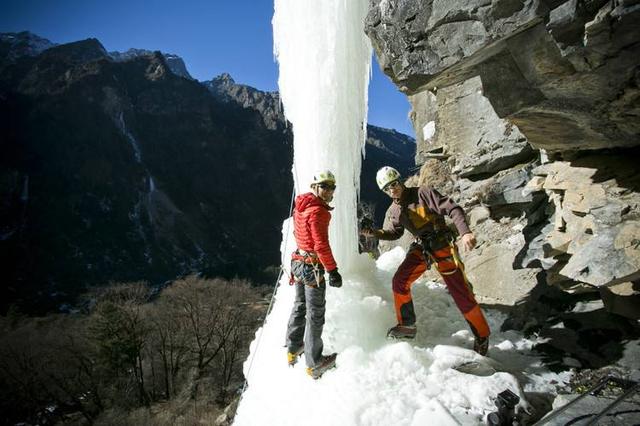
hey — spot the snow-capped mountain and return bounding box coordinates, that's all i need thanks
[109,48,194,80]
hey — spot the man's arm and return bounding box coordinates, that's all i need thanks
[309,208,338,271]
[419,186,470,236]
[361,207,404,241]
[374,226,404,241]
[420,186,477,251]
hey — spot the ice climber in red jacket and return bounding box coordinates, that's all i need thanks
[286,170,343,379]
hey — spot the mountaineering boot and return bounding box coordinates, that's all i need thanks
[306,353,337,379]
[474,336,489,356]
[387,324,417,340]
[287,346,304,367]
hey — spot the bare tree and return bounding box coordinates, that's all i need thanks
[217,279,261,400]
[0,277,265,425]
[161,276,259,400]
[44,327,106,422]
[147,300,190,399]
[0,315,101,424]
[88,282,151,406]
[0,340,58,424]
[164,276,227,375]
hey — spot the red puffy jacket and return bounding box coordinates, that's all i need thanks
[293,192,337,272]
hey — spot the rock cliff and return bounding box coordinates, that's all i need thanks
[365,0,640,321]
[366,0,640,152]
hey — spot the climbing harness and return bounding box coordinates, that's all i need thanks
[420,231,476,292]
[290,249,324,287]
[420,230,463,276]
[290,249,319,265]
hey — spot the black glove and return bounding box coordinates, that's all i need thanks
[328,269,342,288]
[359,217,374,233]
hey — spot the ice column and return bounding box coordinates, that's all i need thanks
[273,0,372,270]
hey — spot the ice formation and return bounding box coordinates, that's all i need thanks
[272,0,371,270]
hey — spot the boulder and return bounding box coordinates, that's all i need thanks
[561,222,640,287]
[599,281,640,320]
[520,156,640,289]
[416,159,455,194]
[464,231,541,305]
[455,162,545,218]
[463,215,541,305]
[468,206,491,227]
[365,0,640,316]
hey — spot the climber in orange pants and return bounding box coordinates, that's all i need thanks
[392,243,490,345]
[363,166,490,355]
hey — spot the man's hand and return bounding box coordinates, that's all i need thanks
[328,269,342,288]
[460,232,477,252]
[360,228,378,238]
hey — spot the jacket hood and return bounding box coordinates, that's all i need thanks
[295,192,333,213]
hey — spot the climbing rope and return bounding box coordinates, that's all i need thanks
[239,179,297,398]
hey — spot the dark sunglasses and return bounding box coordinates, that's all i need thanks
[383,180,400,192]
[318,183,336,190]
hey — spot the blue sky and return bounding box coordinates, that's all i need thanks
[1,0,414,136]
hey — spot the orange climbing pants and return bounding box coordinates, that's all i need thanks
[392,244,490,338]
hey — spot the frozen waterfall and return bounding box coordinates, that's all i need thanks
[272,0,371,270]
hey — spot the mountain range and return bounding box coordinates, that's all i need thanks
[0,31,414,313]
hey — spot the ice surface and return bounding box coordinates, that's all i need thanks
[423,121,436,142]
[235,241,573,425]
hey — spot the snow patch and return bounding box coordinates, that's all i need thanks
[236,245,573,425]
[423,121,436,142]
[571,300,604,313]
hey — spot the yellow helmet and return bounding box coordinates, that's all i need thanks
[311,170,336,185]
[376,166,401,190]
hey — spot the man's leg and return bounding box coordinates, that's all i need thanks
[304,282,326,368]
[433,246,490,339]
[286,281,306,353]
[392,246,428,326]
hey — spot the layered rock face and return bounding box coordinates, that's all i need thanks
[366,0,640,152]
[365,0,640,318]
